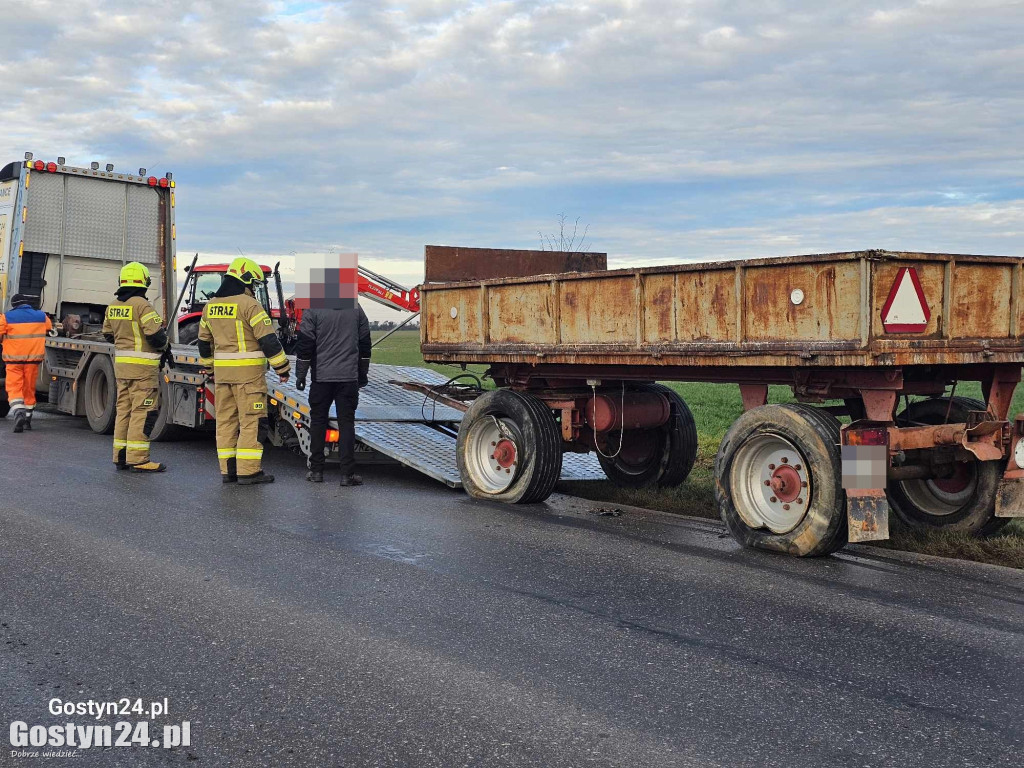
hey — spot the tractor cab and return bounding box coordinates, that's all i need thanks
[177,263,282,345]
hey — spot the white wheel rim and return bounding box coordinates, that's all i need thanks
[730,433,811,534]
[465,417,519,494]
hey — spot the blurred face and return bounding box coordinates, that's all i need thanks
[294,253,358,311]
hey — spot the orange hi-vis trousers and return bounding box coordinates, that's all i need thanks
[4,363,39,413]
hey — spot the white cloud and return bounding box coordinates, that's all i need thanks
[1,0,1022,320]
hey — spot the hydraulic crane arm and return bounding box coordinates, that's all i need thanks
[358,265,420,313]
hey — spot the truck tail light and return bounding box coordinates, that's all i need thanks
[46,162,57,172]
[158,177,169,188]
[33,160,44,171]
[326,429,340,443]
[147,176,158,186]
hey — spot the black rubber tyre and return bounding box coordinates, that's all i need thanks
[716,403,848,557]
[84,355,117,435]
[597,383,698,489]
[457,389,562,504]
[149,379,187,442]
[889,397,1008,536]
[177,319,200,345]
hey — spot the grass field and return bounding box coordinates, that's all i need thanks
[371,330,1024,568]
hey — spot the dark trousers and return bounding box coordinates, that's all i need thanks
[309,380,360,474]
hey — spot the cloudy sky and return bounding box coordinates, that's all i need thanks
[2,0,1022,319]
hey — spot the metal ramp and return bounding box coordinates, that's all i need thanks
[268,362,604,488]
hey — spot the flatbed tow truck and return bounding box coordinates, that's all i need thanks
[1,152,599,485]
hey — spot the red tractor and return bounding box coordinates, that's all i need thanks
[176,262,297,350]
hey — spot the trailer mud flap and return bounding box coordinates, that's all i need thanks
[846,489,890,543]
[995,474,1024,518]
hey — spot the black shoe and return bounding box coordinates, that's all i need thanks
[24,412,33,431]
[12,412,26,433]
[115,448,129,470]
[238,472,275,485]
[306,470,323,483]
[222,474,238,484]
[339,474,363,487]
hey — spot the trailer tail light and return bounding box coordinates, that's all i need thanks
[147,176,158,186]
[844,426,887,446]
[33,160,44,171]
[841,423,889,490]
[326,429,340,443]
[46,162,57,172]
[158,177,169,188]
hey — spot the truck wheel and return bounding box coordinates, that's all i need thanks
[716,403,847,557]
[597,384,698,489]
[889,397,1007,536]
[177,319,200,345]
[149,380,186,442]
[457,389,562,504]
[84,356,117,434]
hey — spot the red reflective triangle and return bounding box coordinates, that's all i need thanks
[881,267,930,333]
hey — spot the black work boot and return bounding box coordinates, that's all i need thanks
[115,448,129,470]
[238,472,275,485]
[339,474,363,487]
[24,411,33,431]
[222,458,238,484]
[130,462,167,473]
[12,411,26,433]
[306,470,323,483]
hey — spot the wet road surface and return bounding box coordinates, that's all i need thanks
[1,411,1022,766]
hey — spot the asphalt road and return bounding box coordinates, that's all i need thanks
[1,410,1022,767]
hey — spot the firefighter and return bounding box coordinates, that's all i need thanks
[0,293,52,433]
[102,261,170,472]
[198,257,291,485]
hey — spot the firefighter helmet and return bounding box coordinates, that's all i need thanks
[227,257,265,285]
[119,261,152,288]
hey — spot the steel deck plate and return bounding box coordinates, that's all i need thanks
[270,362,605,487]
[269,362,465,423]
[355,420,605,488]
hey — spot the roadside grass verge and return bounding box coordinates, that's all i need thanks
[374,331,1024,569]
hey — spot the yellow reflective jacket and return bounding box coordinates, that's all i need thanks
[198,293,289,384]
[101,296,165,380]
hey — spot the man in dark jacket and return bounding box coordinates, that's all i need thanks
[295,303,371,485]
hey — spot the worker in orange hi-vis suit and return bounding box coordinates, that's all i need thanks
[0,293,52,433]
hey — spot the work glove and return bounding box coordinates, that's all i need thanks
[358,357,370,388]
[296,377,306,391]
[159,347,174,370]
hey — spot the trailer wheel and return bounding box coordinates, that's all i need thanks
[716,404,847,557]
[457,389,562,504]
[597,384,698,489]
[889,397,1007,536]
[84,356,117,435]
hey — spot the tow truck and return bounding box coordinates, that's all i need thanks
[6,152,598,482]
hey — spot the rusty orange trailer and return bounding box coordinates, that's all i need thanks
[420,249,1024,557]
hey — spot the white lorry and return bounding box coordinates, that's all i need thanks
[0,152,176,417]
